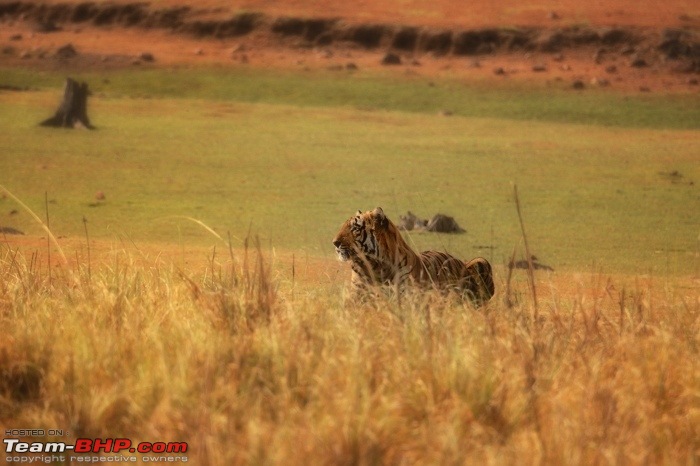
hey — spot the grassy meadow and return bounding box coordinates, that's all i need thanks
[1,65,699,465]
[1,66,699,273]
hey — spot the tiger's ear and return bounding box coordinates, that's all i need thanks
[372,207,388,229]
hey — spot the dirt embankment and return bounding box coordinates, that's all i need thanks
[2,1,699,65]
[1,1,699,92]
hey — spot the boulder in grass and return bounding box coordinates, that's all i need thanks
[426,214,465,233]
[398,211,466,233]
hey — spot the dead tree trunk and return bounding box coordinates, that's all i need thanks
[40,78,95,129]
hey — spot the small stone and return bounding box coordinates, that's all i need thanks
[139,52,155,62]
[630,57,647,68]
[381,52,402,65]
[55,43,77,59]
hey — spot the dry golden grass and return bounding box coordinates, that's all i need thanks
[1,238,698,465]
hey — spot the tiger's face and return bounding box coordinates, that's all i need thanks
[332,207,389,263]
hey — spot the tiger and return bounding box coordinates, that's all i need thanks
[332,207,495,305]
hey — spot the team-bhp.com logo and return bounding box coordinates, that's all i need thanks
[5,437,189,463]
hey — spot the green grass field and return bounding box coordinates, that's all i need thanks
[1,66,698,274]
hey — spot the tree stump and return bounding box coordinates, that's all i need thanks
[40,78,95,129]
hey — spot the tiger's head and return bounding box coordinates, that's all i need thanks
[332,207,408,266]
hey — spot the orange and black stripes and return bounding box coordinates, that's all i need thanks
[333,207,495,305]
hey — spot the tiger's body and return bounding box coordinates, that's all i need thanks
[332,207,495,305]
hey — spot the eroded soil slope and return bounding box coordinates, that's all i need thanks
[1,1,699,91]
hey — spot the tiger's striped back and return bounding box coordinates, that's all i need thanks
[417,252,495,304]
